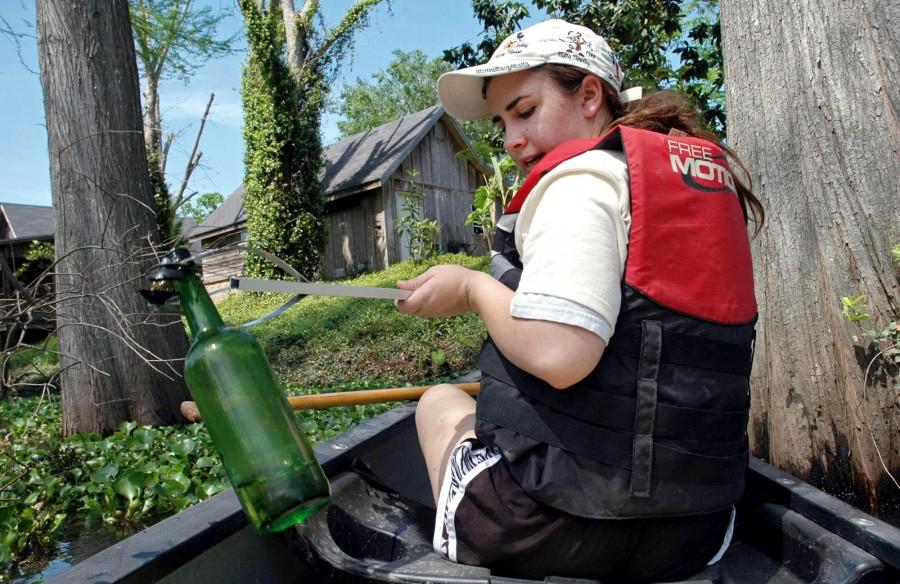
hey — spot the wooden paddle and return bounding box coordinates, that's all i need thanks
[180,381,481,423]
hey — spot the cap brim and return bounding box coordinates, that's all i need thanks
[437,59,541,120]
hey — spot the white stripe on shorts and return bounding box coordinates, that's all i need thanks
[433,440,503,562]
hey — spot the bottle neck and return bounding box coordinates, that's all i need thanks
[174,275,224,337]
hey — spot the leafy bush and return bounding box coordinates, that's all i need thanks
[394,170,440,263]
[4,336,59,390]
[466,154,522,249]
[13,241,54,282]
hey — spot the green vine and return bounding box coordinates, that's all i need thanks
[239,0,326,280]
[238,0,384,280]
[148,148,179,244]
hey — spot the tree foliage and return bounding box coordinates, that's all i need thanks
[239,0,386,280]
[130,0,235,85]
[334,50,451,138]
[178,191,224,223]
[130,0,236,242]
[446,0,725,133]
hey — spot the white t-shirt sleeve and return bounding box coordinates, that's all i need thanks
[509,150,630,342]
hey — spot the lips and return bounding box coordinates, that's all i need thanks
[522,153,544,173]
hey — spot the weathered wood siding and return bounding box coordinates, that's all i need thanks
[322,191,386,280]
[386,119,484,263]
[198,232,244,285]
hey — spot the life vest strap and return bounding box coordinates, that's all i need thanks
[631,320,662,497]
[477,340,749,443]
[608,323,754,376]
[477,380,748,486]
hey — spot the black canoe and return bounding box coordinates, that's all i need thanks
[50,402,900,583]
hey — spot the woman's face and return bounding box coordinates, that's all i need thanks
[485,68,602,174]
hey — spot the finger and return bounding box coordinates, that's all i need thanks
[396,269,434,290]
[395,297,422,316]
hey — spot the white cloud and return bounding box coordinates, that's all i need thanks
[162,88,243,130]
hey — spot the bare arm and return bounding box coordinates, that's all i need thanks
[396,265,605,389]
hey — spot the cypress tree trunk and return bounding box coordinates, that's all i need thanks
[720,0,899,515]
[36,0,190,435]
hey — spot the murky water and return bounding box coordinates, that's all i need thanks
[10,522,133,583]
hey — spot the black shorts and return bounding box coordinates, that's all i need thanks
[434,439,734,582]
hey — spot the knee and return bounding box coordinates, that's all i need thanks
[416,383,456,416]
[415,384,464,426]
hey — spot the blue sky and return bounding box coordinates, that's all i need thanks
[0,1,542,208]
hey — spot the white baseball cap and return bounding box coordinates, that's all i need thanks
[438,19,641,120]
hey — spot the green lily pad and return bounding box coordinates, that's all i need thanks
[114,472,148,503]
[118,421,138,435]
[49,513,66,533]
[90,464,119,483]
[194,456,218,469]
[170,438,196,457]
[196,480,226,499]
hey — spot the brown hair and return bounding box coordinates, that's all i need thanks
[485,65,764,230]
[546,64,763,229]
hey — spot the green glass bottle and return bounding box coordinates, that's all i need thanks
[142,249,330,533]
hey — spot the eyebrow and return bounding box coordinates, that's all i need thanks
[491,96,526,125]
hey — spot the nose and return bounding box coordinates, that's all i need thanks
[504,128,527,154]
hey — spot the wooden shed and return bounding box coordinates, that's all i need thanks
[191,106,487,283]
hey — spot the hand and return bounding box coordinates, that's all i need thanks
[395,265,481,318]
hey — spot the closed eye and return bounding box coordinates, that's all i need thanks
[519,106,536,119]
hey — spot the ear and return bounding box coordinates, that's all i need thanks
[580,75,605,119]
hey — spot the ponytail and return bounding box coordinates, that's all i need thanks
[544,64,765,231]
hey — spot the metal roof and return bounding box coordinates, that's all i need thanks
[321,105,444,195]
[0,202,55,239]
[193,106,464,238]
[190,184,246,237]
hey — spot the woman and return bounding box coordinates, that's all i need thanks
[396,19,763,582]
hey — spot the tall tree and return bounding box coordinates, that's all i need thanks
[721,0,899,514]
[447,0,726,132]
[334,49,451,138]
[239,0,385,280]
[36,0,190,435]
[130,0,234,241]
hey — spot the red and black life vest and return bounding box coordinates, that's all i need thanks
[475,125,757,519]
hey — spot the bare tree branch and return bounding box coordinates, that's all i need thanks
[0,12,37,74]
[1,238,188,404]
[161,132,174,176]
[173,92,215,209]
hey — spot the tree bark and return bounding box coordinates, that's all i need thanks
[36,0,190,435]
[142,74,164,175]
[282,0,309,80]
[720,0,899,514]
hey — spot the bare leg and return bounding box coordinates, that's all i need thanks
[415,383,477,504]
